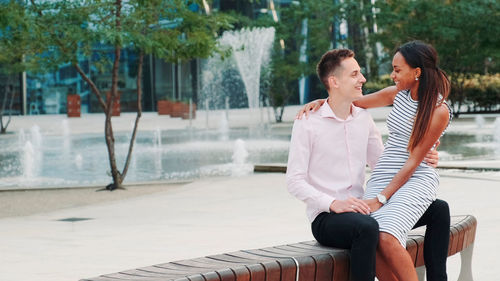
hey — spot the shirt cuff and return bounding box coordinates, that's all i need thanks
[320,195,336,213]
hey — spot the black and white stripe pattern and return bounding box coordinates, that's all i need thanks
[363,90,451,246]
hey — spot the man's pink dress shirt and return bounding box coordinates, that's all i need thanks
[286,101,384,222]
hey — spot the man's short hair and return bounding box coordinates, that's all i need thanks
[317,49,355,90]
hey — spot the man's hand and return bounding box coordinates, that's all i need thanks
[363,198,383,213]
[296,99,325,119]
[423,140,440,168]
[330,197,371,214]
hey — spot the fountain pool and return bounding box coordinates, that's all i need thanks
[0,125,291,189]
[0,114,499,190]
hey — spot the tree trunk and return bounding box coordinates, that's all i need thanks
[104,0,123,190]
[121,52,143,179]
[0,77,14,134]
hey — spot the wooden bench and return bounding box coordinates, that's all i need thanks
[81,215,476,281]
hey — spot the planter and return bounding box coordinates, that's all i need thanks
[67,94,81,117]
[170,101,196,119]
[157,100,174,115]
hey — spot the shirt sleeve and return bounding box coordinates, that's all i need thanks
[286,119,335,214]
[366,115,384,170]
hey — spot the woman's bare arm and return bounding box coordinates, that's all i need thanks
[353,86,398,109]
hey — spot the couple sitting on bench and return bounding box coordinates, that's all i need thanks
[286,41,452,281]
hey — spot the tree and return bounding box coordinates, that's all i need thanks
[0,2,30,133]
[258,0,384,122]
[373,0,500,116]
[1,0,232,190]
[262,1,343,122]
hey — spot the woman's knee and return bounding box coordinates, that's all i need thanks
[378,232,401,253]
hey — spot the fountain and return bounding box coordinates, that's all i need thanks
[22,141,35,180]
[475,115,485,129]
[200,27,275,111]
[75,154,83,170]
[231,139,251,176]
[28,125,42,178]
[62,119,71,161]
[218,112,229,141]
[154,127,163,177]
[494,117,500,142]
[219,27,275,109]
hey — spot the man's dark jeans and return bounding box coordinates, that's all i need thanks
[311,199,450,281]
[312,212,379,281]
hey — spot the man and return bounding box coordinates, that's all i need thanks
[286,49,449,281]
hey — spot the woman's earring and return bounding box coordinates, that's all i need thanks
[415,77,419,81]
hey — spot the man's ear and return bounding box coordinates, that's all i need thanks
[328,75,339,89]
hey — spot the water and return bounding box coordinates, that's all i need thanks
[0,126,290,189]
[219,27,275,109]
[1,115,499,189]
[200,27,275,110]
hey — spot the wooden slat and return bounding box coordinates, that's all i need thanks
[260,260,281,281]
[448,226,459,256]
[186,274,205,281]
[201,271,221,281]
[456,223,466,252]
[245,264,266,281]
[311,254,333,281]
[206,254,257,264]
[412,235,425,267]
[225,251,277,262]
[295,256,316,281]
[275,258,296,281]
[469,216,478,246]
[329,250,350,281]
[217,268,236,281]
[230,266,251,281]
[243,249,292,259]
[119,269,171,278]
[100,272,161,280]
[405,239,418,265]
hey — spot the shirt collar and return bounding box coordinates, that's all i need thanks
[320,98,362,121]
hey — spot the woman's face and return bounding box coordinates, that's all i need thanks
[390,52,419,91]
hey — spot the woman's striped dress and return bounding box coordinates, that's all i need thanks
[363,90,451,246]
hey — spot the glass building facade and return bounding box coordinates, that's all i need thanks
[0,50,199,115]
[0,0,348,115]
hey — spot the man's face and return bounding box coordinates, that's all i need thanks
[332,57,366,100]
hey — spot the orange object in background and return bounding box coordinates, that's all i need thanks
[67,94,81,117]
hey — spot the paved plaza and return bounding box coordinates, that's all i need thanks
[0,107,499,280]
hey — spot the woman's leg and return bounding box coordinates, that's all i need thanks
[378,232,418,281]
[375,250,398,281]
[413,199,450,281]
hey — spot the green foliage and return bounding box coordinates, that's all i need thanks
[0,0,233,73]
[262,0,345,121]
[373,0,500,114]
[457,73,500,111]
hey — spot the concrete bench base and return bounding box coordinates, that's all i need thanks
[82,215,476,281]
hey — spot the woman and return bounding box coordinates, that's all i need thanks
[298,41,451,281]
